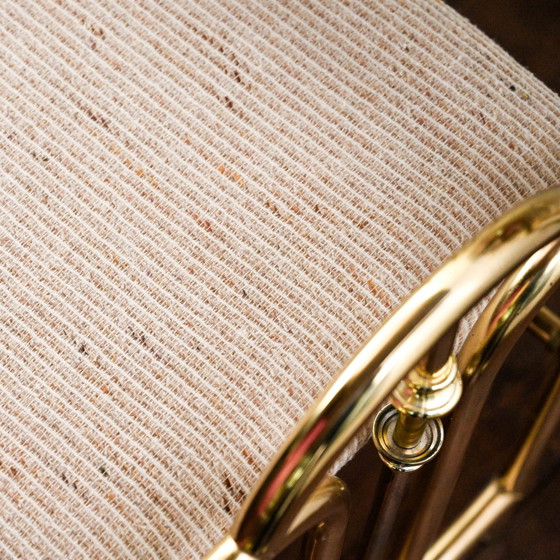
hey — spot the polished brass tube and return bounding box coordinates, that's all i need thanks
[503,364,560,495]
[400,239,560,560]
[393,415,428,449]
[422,479,520,560]
[204,187,560,560]
[283,476,349,560]
[208,477,349,560]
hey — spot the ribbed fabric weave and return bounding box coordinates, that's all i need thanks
[1,0,559,558]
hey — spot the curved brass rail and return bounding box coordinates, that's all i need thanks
[207,476,349,560]
[204,187,560,560]
[286,476,349,560]
[400,237,560,559]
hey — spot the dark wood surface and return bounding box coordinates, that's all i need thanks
[446,0,560,94]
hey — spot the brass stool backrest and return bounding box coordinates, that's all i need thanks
[205,187,560,560]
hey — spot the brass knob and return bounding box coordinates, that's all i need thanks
[372,356,461,470]
[373,404,444,472]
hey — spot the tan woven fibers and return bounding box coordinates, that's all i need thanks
[1,0,559,557]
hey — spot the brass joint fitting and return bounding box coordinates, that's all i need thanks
[391,355,462,424]
[373,355,462,471]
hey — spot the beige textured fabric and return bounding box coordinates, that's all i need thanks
[1,0,559,557]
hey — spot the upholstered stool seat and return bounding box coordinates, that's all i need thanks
[1,1,559,558]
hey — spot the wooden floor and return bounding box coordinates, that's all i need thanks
[446,0,560,94]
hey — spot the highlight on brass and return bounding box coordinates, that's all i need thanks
[204,187,560,560]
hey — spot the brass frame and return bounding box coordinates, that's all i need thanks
[204,187,560,560]
[425,362,560,560]
[285,476,349,560]
[402,238,560,559]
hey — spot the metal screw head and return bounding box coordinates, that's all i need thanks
[372,404,444,472]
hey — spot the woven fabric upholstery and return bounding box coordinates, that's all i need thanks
[1,0,559,558]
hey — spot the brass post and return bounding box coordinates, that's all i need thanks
[373,352,462,470]
[391,324,460,451]
[529,306,560,350]
[393,415,428,449]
